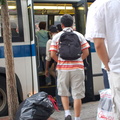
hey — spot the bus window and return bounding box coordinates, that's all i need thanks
[54,15,62,25]
[0,0,24,42]
[10,22,19,37]
[54,15,76,30]
[0,1,18,36]
[34,15,48,30]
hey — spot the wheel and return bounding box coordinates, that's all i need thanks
[0,75,8,116]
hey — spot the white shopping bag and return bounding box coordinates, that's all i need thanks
[97,89,114,120]
[97,108,114,120]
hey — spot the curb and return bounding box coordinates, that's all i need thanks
[0,116,55,120]
[0,116,9,120]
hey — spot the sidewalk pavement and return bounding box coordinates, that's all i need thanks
[0,101,99,120]
[51,101,99,120]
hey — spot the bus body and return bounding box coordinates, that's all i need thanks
[0,0,104,116]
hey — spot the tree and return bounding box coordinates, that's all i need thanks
[0,0,19,119]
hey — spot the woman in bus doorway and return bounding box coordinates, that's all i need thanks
[36,22,50,73]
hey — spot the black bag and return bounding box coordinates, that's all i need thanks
[59,31,82,60]
[15,92,57,120]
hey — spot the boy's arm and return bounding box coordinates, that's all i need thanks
[81,48,89,60]
[51,51,58,62]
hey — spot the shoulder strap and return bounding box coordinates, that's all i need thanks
[63,29,73,33]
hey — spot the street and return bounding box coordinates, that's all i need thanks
[51,101,99,120]
[0,101,99,120]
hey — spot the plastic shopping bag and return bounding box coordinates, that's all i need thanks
[15,91,58,120]
[97,89,114,120]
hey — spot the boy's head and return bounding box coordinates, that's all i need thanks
[61,14,73,27]
[56,24,62,32]
[49,25,57,33]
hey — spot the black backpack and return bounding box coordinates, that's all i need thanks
[59,31,82,60]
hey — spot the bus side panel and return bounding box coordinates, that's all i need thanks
[21,0,39,95]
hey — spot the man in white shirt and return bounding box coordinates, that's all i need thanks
[85,0,120,119]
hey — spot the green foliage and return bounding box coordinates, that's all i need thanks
[0,0,6,5]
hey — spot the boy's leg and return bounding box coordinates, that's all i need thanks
[57,70,71,107]
[70,69,85,119]
[74,99,82,117]
[57,70,72,119]
[61,96,72,120]
[61,96,69,110]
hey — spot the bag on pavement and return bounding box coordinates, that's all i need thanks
[59,31,82,60]
[15,91,58,120]
[97,89,114,120]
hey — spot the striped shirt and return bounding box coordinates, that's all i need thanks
[50,27,90,71]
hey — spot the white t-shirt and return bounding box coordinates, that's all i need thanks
[45,34,57,61]
[85,0,120,73]
[45,39,52,61]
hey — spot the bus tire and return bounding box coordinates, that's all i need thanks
[0,75,8,116]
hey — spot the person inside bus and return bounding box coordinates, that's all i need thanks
[45,24,63,79]
[36,21,50,73]
[50,14,90,120]
[45,25,57,85]
[56,24,62,32]
[10,22,19,36]
[45,25,63,110]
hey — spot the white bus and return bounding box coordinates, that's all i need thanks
[0,0,104,116]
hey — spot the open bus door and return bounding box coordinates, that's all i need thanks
[73,0,94,102]
[33,0,95,102]
[27,0,39,95]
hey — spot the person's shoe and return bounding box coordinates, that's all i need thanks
[65,115,72,120]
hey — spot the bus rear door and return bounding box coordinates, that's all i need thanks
[33,0,102,102]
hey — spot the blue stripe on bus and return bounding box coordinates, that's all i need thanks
[90,42,96,52]
[0,44,36,58]
[0,42,95,58]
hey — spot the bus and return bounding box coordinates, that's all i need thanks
[0,0,104,116]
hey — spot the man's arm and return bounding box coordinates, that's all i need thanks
[45,60,50,77]
[51,51,58,62]
[45,40,51,77]
[93,38,110,71]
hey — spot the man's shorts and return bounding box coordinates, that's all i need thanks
[108,71,120,120]
[57,69,85,99]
